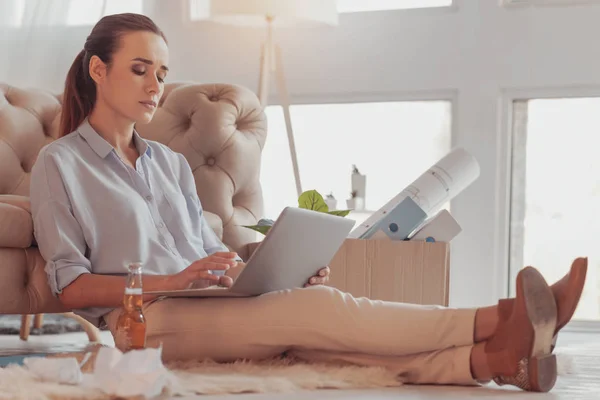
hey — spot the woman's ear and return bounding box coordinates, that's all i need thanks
[88,55,107,85]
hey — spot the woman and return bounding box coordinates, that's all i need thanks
[30,13,587,393]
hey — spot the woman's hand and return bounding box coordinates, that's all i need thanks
[304,266,330,288]
[167,252,240,290]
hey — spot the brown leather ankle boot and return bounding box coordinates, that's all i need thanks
[485,267,558,392]
[497,257,587,352]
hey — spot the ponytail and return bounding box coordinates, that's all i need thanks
[59,49,96,137]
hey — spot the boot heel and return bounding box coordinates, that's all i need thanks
[529,354,557,392]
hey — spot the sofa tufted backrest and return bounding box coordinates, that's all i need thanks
[0,82,267,257]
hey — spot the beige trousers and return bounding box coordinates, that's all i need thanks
[104,286,478,385]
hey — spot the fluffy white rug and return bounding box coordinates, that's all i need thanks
[0,356,403,399]
[0,352,577,400]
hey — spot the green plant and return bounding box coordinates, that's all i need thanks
[242,190,352,236]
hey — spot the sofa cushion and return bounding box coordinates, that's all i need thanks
[0,84,61,197]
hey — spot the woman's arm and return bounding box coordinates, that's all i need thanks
[61,253,240,309]
[58,273,177,309]
[30,148,97,307]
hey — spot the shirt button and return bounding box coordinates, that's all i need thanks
[145,195,153,201]
[157,222,165,228]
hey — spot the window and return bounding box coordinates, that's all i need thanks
[2,0,143,27]
[337,0,453,13]
[67,0,143,26]
[509,97,600,321]
[187,0,453,21]
[261,101,452,221]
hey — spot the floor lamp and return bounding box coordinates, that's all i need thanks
[205,0,339,198]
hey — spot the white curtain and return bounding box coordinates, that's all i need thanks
[0,0,147,92]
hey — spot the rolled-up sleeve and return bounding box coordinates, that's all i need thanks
[30,147,91,295]
[177,154,243,264]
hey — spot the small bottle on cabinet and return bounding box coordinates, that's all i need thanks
[114,262,146,352]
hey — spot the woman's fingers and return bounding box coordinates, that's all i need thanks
[194,271,221,282]
[205,262,233,271]
[307,276,329,286]
[190,260,234,271]
[207,256,238,266]
[218,275,234,288]
[210,258,238,268]
[318,267,331,277]
[210,251,239,259]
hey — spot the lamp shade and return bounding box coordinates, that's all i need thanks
[205,0,338,27]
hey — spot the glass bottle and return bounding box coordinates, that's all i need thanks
[114,262,146,352]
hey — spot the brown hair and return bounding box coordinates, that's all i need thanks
[60,13,167,137]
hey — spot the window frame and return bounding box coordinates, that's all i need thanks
[499,84,600,333]
[266,88,458,107]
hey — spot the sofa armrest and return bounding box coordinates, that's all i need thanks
[0,195,31,212]
[0,197,33,248]
[0,247,66,314]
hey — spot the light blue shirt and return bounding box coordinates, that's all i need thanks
[30,119,239,327]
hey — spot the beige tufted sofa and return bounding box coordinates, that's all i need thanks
[0,82,267,339]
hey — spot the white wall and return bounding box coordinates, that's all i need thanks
[8,0,600,307]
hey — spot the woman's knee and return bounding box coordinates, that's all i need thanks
[259,285,342,309]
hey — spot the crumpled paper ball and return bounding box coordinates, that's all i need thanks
[24,345,180,398]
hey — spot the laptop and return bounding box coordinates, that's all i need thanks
[145,207,356,298]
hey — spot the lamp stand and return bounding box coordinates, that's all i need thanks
[257,17,303,198]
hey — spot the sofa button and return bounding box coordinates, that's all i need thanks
[207,157,215,166]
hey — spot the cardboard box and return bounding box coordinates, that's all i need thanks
[245,238,449,306]
[327,239,449,306]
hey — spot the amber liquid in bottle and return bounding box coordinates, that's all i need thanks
[115,263,146,352]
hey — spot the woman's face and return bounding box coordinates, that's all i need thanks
[91,30,169,124]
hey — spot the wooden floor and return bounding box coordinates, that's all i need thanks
[0,330,597,399]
